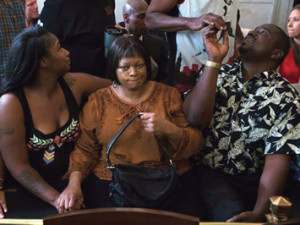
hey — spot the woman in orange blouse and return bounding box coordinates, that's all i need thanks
[58,36,204,217]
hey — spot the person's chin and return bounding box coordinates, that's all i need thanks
[127,79,141,85]
[288,31,296,38]
[238,44,250,54]
[65,65,71,73]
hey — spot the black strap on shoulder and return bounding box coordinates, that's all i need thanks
[106,114,176,170]
[13,88,34,134]
[59,77,80,117]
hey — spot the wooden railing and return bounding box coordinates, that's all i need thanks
[0,219,299,225]
[0,220,265,225]
[0,219,42,225]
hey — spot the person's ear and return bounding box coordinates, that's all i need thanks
[123,13,129,24]
[40,57,48,68]
[271,49,284,61]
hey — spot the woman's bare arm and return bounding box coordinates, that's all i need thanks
[0,94,61,210]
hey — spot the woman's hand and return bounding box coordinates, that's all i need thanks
[0,190,7,218]
[140,113,172,136]
[140,113,183,148]
[57,184,84,213]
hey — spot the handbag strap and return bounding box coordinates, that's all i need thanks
[106,114,176,170]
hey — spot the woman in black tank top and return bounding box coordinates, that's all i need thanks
[0,26,111,218]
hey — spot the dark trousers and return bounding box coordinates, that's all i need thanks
[84,169,205,219]
[196,166,260,222]
[4,176,68,218]
[284,179,300,218]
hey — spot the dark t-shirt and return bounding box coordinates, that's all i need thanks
[41,0,115,77]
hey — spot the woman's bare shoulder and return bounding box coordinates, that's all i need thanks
[0,93,24,122]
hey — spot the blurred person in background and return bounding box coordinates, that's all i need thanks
[25,0,40,27]
[278,4,300,94]
[40,0,116,77]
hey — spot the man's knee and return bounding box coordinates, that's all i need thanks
[212,199,245,221]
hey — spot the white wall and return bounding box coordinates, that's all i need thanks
[37,0,45,13]
[115,0,126,23]
[239,0,293,31]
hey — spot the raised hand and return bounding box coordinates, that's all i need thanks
[203,25,229,63]
[188,13,226,31]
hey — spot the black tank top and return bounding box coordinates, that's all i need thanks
[13,78,80,181]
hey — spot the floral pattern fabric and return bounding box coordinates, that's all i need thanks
[201,62,300,176]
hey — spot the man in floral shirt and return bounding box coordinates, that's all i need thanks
[184,24,300,222]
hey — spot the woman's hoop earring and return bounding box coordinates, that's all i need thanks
[113,80,117,88]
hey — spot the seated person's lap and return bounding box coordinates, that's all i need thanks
[4,174,68,218]
[284,179,300,218]
[196,166,259,221]
[84,169,204,218]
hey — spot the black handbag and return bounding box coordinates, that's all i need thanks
[106,114,178,208]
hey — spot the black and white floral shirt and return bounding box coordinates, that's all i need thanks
[201,62,300,176]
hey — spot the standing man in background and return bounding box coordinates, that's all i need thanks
[25,0,40,27]
[40,0,115,77]
[122,0,169,83]
[146,0,240,93]
[0,0,25,81]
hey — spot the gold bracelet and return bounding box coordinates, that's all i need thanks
[205,60,222,70]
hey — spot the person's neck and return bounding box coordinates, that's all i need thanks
[242,60,276,82]
[293,37,300,51]
[25,18,37,28]
[125,28,143,38]
[114,82,152,105]
[25,71,63,97]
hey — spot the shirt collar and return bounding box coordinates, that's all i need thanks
[128,34,143,41]
[238,62,278,82]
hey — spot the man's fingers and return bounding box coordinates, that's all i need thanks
[226,212,247,222]
[205,14,226,30]
[222,31,229,45]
